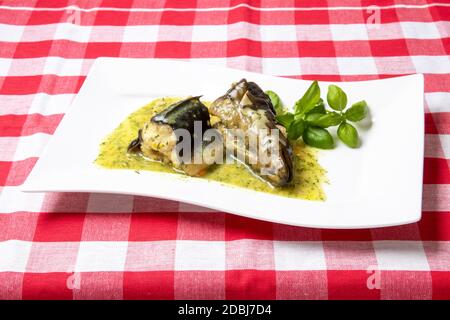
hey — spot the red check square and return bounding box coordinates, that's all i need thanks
[84,42,123,58]
[431,271,450,299]
[327,270,380,300]
[33,212,86,242]
[228,7,260,24]
[22,273,73,300]
[175,271,225,299]
[1,76,42,95]
[160,11,196,26]
[276,271,327,299]
[94,11,130,26]
[27,9,64,25]
[380,271,432,299]
[295,10,329,25]
[123,271,174,300]
[73,272,123,299]
[154,42,192,59]
[0,272,23,299]
[225,215,273,240]
[128,212,178,241]
[177,212,225,241]
[0,212,39,241]
[226,270,276,299]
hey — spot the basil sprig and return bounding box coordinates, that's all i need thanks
[266,90,285,115]
[267,82,370,149]
[294,80,321,115]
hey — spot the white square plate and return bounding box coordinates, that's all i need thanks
[22,58,424,229]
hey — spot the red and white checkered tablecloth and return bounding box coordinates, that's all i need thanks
[0,0,449,300]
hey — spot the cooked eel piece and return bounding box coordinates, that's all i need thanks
[127,96,212,176]
[209,79,293,187]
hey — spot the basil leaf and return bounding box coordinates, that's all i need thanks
[304,113,322,123]
[275,112,294,128]
[307,98,326,115]
[345,100,368,122]
[327,85,347,111]
[294,81,321,115]
[305,112,342,128]
[265,90,284,115]
[287,118,305,140]
[302,126,334,149]
[337,122,359,148]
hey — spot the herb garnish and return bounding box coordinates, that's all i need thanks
[267,82,369,149]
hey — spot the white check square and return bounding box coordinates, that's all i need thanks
[228,22,260,40]
[75,241,128,272]
[337,57,378,75]
[89,26,124,42]
[125,241,176,271]
[274,241,326,270]
[439,135,450,159]
[260,25,297,41]
[26,242,79,273]
[226,240,274,270]
[53,23,91,42]
[175,240,225,270]
[0,24,24,42]
[11,133,50,161]
[191,25,227,42]
[122,25,159,42]
[425,92,450,113]
[0,188,45,213]
[374,241,430,271]
[0,240,32,272]
[262,58,301,76]
[412,56,450,74]
[0,58,12,76]
[29,93,75,115]
[158,25,192,42]
[400,22,440,39]
[330,24,369,41]
[43,57,84,77]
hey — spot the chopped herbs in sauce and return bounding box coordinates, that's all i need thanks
[95,97,327,201]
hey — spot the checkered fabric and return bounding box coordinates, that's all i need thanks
[0,0,449,300]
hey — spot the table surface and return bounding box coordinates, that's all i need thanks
[0,0,449,300]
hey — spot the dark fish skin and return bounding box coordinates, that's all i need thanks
[127,129,143,154]
[127,97,212,176]
[128,96,211,153]
[210,79,294,187]
[152,96,210,137]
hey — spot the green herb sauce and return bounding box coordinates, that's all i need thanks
[95,98,327,201]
